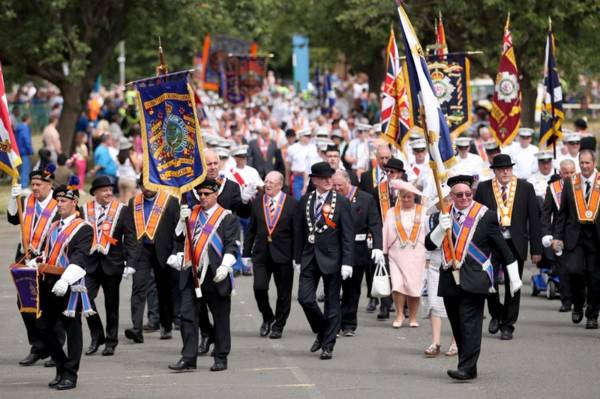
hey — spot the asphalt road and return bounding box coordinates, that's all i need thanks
[0,219,598,399]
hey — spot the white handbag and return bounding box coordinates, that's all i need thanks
[371,262,391,298]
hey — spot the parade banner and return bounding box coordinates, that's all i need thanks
[426,55,473,139]
[134,71,207,196]
[10,265,39,315]
[223,55,268,104]
[381,28,412,149]
[200,34,254,92]
[490,14,521,147]
[539,19,564,148]
[396,5,455,175]
[0,62,21,178]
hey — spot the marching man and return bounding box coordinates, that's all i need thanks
[168,179,239,372]
[32,177,94,390]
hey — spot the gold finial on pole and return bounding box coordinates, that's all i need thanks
[156,36,169,76]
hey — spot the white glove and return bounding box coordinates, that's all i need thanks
[293,261,301,273]
[371,249,385,266]
[179,205,191,221]
[213,265,232,283]
[51,279,69,297]
[429,213,452,247]
[25,258,38,269]
[122,266,136,280]
[241,185,257,203]
[242,257,253,269]
[542,235,553,248]
[167,252,184,271]
[61,264,86,285]
[11,184,22,198]
[506,261,522,297]
[341,265,353,280]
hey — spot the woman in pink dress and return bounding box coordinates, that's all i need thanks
[383,180,427,328]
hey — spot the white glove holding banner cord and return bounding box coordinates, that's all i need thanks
[7,184,22,216]
[167,252,184,271]
[241,184,257,204]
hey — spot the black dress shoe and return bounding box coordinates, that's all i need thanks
[366,298,378,313]
[376,307,390,320]
[500,330,513,340]
[168,359,196,372]
[44,358,56,367]
[447,369,476,381]
[55,378,77,390]
[19,353,43,366]
[559,303,572,312]
[160,328,172,340]
[259,320,273,337]
[143,323,160,332]
[488,318,500,334]
[210,359,228,371]
[102,346,115,356]
[269,330,282,339]
[320,350,333,360]
[48,373,62,388]
[124,328,144,343]
[198,336,214,355]
[310,338,322,353]
[85,337,105,356]
[585,319,599,329]
[572,309,584,324]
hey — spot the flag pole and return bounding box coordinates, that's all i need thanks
[419,105,459,284]
[12,175,27,260]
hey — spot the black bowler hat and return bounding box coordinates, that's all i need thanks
[448,175,474,188]
[309,162,335,178]
[195,178,220,193]
[90,175,114,195]
[489,154,515,169]
[384,158,405,173]
[325,144,339,153]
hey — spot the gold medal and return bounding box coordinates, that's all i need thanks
[267,235,272,243]
[501,215,511,226]
[308,234,315,244]
[102,222,111,232]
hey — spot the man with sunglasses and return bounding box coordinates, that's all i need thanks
[425,175,517,381]
[168,178,239,372]
[474,154,542,340]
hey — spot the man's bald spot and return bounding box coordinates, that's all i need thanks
[333,169,350,183]
[265,171,284,186]
[205,149,218,163]
[376,144,392,157]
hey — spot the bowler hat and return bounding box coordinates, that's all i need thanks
[90,175,114,195]
[309,162,335,178]
[489,154,515,169]
[384,158,405,173]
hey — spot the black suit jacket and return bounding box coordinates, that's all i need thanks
[294,191,354,274]
[541,184,560,238]
[123,194,181,270]
[180,212,239,296]
[474,178,542,260]
[349,190,382,266]
[186,178,251,218]
[425,208,515,296]
[243,192,297,264]
[554,177,600,251]
[84,202,133,276]
[247,139,285,179]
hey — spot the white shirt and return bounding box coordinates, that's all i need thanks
[527,171,553,198]
[581,171,597,194]
[314,190,330,214]
[287,142,320,173]
[225,164,264,188]
[37,192,54,209]
[60,213,77,227]
[266,191,283,207]
[503,143,538,179]
[451,153,485,179]
[346,138,370,171]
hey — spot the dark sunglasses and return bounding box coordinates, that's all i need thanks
[197,191,215,197]
[452,191,472,199]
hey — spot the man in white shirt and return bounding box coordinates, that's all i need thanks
[556,133,581,173]
[452,137,485,178]
[345,123,371,177]
[527,151,555,199]
[406,138,432,192]
[286,129,320,200]
[503,128,538,180]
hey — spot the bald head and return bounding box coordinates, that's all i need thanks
[204,149,220,178]
[264,171,284,197]
[332,169,351,196]
[375,144,392,168]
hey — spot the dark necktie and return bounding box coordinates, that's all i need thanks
[193,211,208,241]
[455,211,463,225]
[314,195,324,220]
[97,206,107,236]
[501,185,508,206]
[585,181,591,202]
[269,198,275,216]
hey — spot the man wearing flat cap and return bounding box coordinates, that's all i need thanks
[474,154,542,340]
[425,175,517,381]
[7,164,65,367]
[32,176,94,390]
[168,178,239,372]
[294,161,354,360]
[82,176,135,357]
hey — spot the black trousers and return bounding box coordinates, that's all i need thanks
[444,291,485,375]
[554,255,571,306]
[297,259,342,351]
[36,277,83,382]
[20,302,65,357]
[487,239,523,333]
[85,267,122,347]
[341,264,366,332]
[253,256,293,333]
[567,242,599,319]
[365,260,375,299]
[130,245,174,333]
